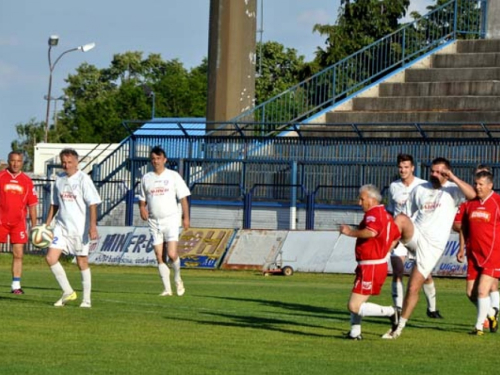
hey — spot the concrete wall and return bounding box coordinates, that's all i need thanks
[487,0,500,39]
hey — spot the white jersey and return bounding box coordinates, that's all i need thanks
[138,168,191,220]
[407,181,464,250]
[51,170,102,238]
[388,177,426,216]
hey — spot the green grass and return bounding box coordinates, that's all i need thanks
[0,253,495,374]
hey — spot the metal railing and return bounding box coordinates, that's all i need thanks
[225,0,487,131]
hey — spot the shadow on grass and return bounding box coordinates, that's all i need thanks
[199,295,342,318]
[164,311,333,337]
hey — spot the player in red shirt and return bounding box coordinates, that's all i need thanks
[0,151,38,294]
[340,184,401,340]
[456,171,500,335]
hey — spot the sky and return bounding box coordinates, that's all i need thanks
[0,0,433,162]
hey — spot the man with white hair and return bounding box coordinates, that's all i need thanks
[340,184,401,340]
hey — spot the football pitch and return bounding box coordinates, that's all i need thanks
[0,254,496,375]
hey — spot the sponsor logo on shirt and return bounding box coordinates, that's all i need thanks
[61,192,77,201]
[422,201,441,211]
[150,187,169,195]
[4,183,24,194]
[470,209,491,222]
[366,215,376,223]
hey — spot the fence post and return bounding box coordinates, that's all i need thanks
[290,161,297,230]
[243,191,252,229]
[125,138,136,226]
[305,192,315,230]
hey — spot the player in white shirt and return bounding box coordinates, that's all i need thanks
[138,146,191,297]
[44,148,101,308]
[388,154,442,318]
[383,157,476,339]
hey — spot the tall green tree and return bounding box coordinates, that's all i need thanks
[11,118,46,171]
[255,41,307,105]
[55,52,208,144]
[313,0,411,68]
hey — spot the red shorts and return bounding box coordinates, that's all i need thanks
[0,221,28,244]
[467,257,500,280]
[352,263,388,296]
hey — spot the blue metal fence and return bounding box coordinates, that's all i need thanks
[84,128,500,227]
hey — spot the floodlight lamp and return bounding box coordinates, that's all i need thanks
[79,42,96,52]
[48,35,59,46]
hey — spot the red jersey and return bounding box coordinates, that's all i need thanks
[355,205,401,261]
[460,192,500,268]
[0,170,38,226]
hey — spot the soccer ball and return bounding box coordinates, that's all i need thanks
[30,225,54,249]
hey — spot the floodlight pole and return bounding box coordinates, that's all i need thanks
[44,36,95,142]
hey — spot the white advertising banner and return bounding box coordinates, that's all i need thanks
[88,226,156,266]
[278,231,465,277]
[89,227,466,277]
[88,226,235,268]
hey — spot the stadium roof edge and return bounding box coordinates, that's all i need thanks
[133,117,206,136]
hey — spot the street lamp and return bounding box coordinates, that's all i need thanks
[44,35,95,142]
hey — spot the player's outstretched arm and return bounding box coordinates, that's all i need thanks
[445,170,476,200]
[340,224,375,239]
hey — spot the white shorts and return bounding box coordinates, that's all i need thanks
[148,217,180,245]
[50,226,89,256]
[402,226,445,278]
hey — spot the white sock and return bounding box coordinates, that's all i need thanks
[392,281,404,309]
[490,291,499,311]
[81,268,91,303]
[350,313,362,336]
[11,280,21,290]
[423,282,437,311]
[359,302,395,317]
[477,297,490,330]
[158,263,171,292]
[394,317,408,334]
[50,262,73,295]
[171,258,181,283]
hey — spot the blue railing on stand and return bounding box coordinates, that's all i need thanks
[224,0,487,132]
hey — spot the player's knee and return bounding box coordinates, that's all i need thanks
[12,252,23,260]
[45,254,56,266]
[347,301,360,314]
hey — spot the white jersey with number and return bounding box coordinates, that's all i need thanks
[388,177,426,216]
[138,169,191,220]
[407,181,464,250]
[51,170,102,238]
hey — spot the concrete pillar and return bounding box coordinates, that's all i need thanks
[486,0,500,39]
[206,0,257,131]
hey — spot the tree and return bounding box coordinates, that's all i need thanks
[54,52,208,144]
[11,118,46,171]
[255,41,307,105]
[313,0,411,68]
